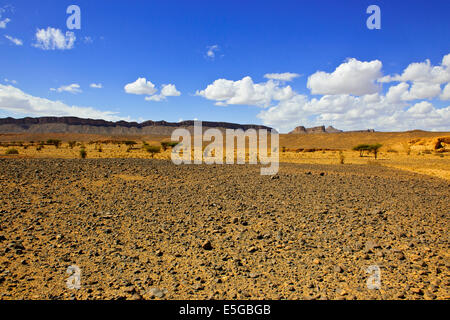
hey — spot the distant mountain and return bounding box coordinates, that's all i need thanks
[0,117,273,135]
[289,125,374,134]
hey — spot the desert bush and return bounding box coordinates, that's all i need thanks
[36,145,43,151]
[339,151,345,164]
[79,148,87,159]
[5,148,19,155]
[423,150,432,154]
[98,146,103,152]
[281,146,286,153]
[144,145,161,158]
[387,149,398,153]
[124,140,137,146]
[46,139,62,148]
[68,141,77,149]
[161,141,180,151]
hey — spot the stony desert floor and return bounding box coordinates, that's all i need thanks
[0,158,448,300]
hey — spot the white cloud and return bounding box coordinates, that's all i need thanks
[50,84,82,94]
[264,72,300,82]
[257,92,450,132]
[83,36,93,44]
[4,78,17,84]
[90,83,103,89]
[0,84,127,121]
[4,35,22,45]
[161,84,181,97]
[145,84,181,102]
[206,45,219,59]
[124,77,157,95]
[196,76,294,107]
[441,83,450,100]
[379,54,450,85]
[33,27,76,50]
[0,17,10,29]
[307,58,382,96]
[125,78,180,102]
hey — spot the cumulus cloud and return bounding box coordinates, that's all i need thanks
[307,58,382,96]
[379,54,450,85]
[257,92,450,132]
[33,27,76,50]
[196,76,294,107]
[0,84,127,121]
[124,77,157,95]
[206,45,219,59]
[145,84,181,102]
[264,72,300,82]
[90,83,103,89]
[196,54,449,132]
[125,78,180,102]
[4,35,22,45]
[50,84,82,94]
[441,83,450,100]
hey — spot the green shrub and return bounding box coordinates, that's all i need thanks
[79,148,87,159]
[161,141,179,151]
[68,141,77,149]
[5,148,19,155]
[46,139,62,148]
[144,145,161,158]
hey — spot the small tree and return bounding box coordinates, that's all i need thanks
[368,143,382,159]
[352,144,370,157]
[144,145,161,158]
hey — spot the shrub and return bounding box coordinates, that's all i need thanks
[161,141,180,151]
[36,145,43,151]
[46,139,62,148]
[5,148,19,155]
[68,141,77,149]
[79,148,87,159]
[98,146,103,152]
[144,145,161,158]
[124,140,137,146]
[339,151,345,164]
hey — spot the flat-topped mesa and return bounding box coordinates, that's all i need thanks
[289,125,375,134]
[289,125,343,134]
[0,116,273,135]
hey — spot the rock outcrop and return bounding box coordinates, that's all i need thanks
[289,125,374,134]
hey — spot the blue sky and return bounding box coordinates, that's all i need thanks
[0,0,449,132]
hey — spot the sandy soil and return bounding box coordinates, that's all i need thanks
[0,159,448,300]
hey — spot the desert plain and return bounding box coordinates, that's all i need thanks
[0,131,449,300]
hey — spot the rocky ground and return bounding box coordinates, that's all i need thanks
[0,159,448,300]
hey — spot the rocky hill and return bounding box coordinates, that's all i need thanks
[289,125,374,134]
[0,117,272,135]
